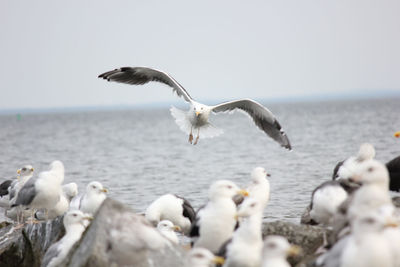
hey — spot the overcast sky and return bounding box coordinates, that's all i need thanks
[1,0,399,110]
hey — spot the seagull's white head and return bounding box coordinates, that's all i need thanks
[193,103,210,118]
[263,235,301,259]
[157,220,181,232]
[251,167,270,183]
[350,159,389,188]
[187,247,225,266]
[356,143,375,162]
[64,210,93,229]
[208,180,249,201]
[351,212,396,238]
[62,182,79,199]
[86,181,108,196]
[17,165,34,177]
[236,198,263,218]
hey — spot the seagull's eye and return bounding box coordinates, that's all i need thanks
[201,107,203,110]
[267,243,277,249]
[22,168,26,171]
[193,253,204,258]
[364,218,376,224]
[73,214,77,217]
[368,167,374,173]
[92,186,96,189]
[250,203,256,208]
[227,185,233,189]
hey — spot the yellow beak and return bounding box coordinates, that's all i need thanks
[31,168,34,172]
[395,131,400,138]
[84,215,94,221]
[385,219,399,228]
[213,256,225,265]
[101,188,108,193]
[238,189,249,197]
[17,169,21,174]
[195,111,200,116]
[287,245,301,256]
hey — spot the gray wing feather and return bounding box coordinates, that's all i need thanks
[14,176,38,206]
[98,67,193,103]
[212,99,291,150]
[41,243,61,267]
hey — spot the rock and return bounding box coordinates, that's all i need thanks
[262,220,330,266]
[0,207,13,229]
[63,198,187,267]
[0,216,64,267]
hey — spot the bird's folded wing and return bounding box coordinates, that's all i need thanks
[211,99,291,150]
[99,67,193,103]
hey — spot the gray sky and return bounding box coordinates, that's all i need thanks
[1,0,399,110]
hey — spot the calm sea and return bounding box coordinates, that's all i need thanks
[0,98,399,223]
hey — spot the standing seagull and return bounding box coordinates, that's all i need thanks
[98,67,291,149]
[13,161,64,223]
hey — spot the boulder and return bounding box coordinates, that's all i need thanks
[63,198,187,267]
[0,216,64,267]
[262,220,330,266]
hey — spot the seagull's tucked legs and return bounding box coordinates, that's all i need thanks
[189,126,193,144]
[193,128,200,145]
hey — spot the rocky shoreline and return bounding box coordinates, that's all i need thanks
[0,198,328,267]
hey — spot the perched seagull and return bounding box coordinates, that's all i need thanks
[261,235,300,267]
[186,248,225,267]
[246,167,271,209]
[0,165,34,209]
[79,181,108,215]
[332,143,375,180]
[156,220,181,244]
[12,161,64,223]
[309,181,348,225]
[191,180,249,253]
[347,159,392,221]
[145,194,195,234]
[41,210,92,267]
[99,67,291,149]
[223,198,264,267]
[340,212,395,267]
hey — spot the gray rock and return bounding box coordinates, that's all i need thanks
[0,216,64,267]
[262,220,330,266]
[64,198,187,267]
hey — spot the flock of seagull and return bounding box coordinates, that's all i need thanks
[0,65,399,267]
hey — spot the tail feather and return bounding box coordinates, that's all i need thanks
[170,106,192,135]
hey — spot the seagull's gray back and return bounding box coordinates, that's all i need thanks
[14,176,38,206]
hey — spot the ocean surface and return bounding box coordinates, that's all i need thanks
[0,98,399,223]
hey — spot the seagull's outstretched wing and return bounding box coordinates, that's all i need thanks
[98,67,193,103]
[212,99,291,150]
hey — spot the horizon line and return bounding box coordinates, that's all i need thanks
[0,89,399,115]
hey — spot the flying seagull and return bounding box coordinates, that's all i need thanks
[98,67,291,149]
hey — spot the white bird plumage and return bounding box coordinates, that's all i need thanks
[99,67,291,149]
[41,210,92,267]
[156,220,180,244]
[193,180,248,253]
[223,198,264,267]
[145,193,195,234]
[79,181,108,215]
